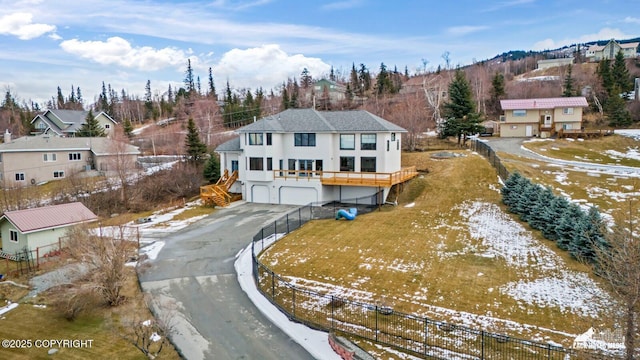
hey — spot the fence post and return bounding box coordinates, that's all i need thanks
[286,214,290,233]
[375,306,379,342]
[330,295,334,330]
[292,287,296,319]
[481,330,485,359]
[36,247,39,269]
[271,270,275,299]
[424,318,428,355]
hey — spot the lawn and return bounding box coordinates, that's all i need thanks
[258,151,613,348]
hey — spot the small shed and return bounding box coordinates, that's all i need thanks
[0,202,98,259]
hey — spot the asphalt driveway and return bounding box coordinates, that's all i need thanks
[138,202,316,360]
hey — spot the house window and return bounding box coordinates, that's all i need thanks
[105,124,111,129]
[266,133,272,146]
[391,133,396,141]
[340,134,355,150]
[249,157,263,170]
[513,110,527,117]
[340,157,355,172]
[361,157,376,172]
[510,125,518,129]
[248,133,263,145]
[299,160,313,177]
[15,173,24,181]
[294,133,316,147]
[361,134,376,150]
[0,153,2,162]
[43,153,57,162]
[315,160,323,172]
[387,140,390,151]
[54,171,65,178]
[266,157,273,171]
[279,159,284,176]
[288,159,296,175]
[36,121,46,130]
[563,107,574,115]
[563,124,573,130]
[9,230,18,242]
[68,152,82,161]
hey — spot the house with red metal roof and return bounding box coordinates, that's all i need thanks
[499,97,588,138]
[0,202,97,259]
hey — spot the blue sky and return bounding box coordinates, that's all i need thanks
[0,0,638,106]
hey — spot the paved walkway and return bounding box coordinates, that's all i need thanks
[138,202,316,360]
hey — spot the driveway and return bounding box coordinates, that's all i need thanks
[138,202,315,360]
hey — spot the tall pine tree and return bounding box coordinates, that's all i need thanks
[441,69,483,145]
[76,109,107,137]
[185,118,207,165]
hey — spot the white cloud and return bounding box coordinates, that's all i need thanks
[210,0,271,11]
[215,44,330,91]
[532,27,637,51]
[0,12,56,40]
[483,0,535,12]
[446,25,489,36]
[59,37,189,71]
[623,16,640,25]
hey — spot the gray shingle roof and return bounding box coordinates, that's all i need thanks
[0,135,139,155]
[215,136,241,152]
[32,110,116,135]
[236,109,406,133]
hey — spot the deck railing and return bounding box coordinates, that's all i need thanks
[273,166,418,187]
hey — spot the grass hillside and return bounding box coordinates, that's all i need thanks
[259,150,612,348]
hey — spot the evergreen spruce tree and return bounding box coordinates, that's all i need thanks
[570,206,606,263]
[562,65,575,97]
[606,86,632,127]
[123,118,134,139]
[513,180,540,222]
[185,118,207,165]
[541,195,570,241]
[612,50,633,92]
[184,59,195,94]
[528,186,555,231]
[350,63,359,95]
[488,72,506,117]
[556,204,585,252]
[358,63,371,92]
[501,172,523,209]
[300,68,312,89]
[375,62,392,95]
[56,86,64,109]
[208,67,217,99]
[144,80,153,119]
[76,109,107,137]
[441,69,484,145]
[597,59,613,96]
[203,151,221,183]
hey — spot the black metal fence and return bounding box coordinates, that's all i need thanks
[250,198,614,359]
[471,139,511,181]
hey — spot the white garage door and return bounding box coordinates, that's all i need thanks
[279,187,318,205]
[251,185,270,203]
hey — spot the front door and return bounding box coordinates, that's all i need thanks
[231,160,238,172]
[525,125,533,137]
[544,115,552,127]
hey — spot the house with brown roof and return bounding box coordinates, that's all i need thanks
[499,97,588,138]
[0,202,97,258]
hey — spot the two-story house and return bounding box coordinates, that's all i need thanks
[586,39,639,62]
[499,97,588,138]
[213,109,417,206]
[0,133,140,186]
[31,109,117,137]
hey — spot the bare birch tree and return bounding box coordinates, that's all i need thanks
[593,200,640,359]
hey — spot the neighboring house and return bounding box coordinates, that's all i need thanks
[586,39,639,62]
[0,202,97,258]
[215,109,417,206]
[499,97,588,138]
[536,57,574,70]
[31,109,117,137]
[0,133,140,185]
[311,79,346,103]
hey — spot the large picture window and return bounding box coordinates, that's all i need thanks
[340,157,355,172]
[513,110,527,117]
[248,133,263,145]
[361,134,376,150]
[340,134,355,150]
[249,157,263,170]
[361,157,376,172]
[294,133,316,146]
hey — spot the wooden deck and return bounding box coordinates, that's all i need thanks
[273,166,419,187]
[557,128,614,139]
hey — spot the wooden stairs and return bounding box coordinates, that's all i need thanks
[200,170,239,207]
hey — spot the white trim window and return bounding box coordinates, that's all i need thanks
[360,134,376,150]
[53,171,65,178]
[563,107,574,115]
[43,153,57,162]
[513,110,527,117]
[68,152,82,161]
[340,134,355,150]
[248,133,263,145]
[9,230,18,242]
[15,173,25,181]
